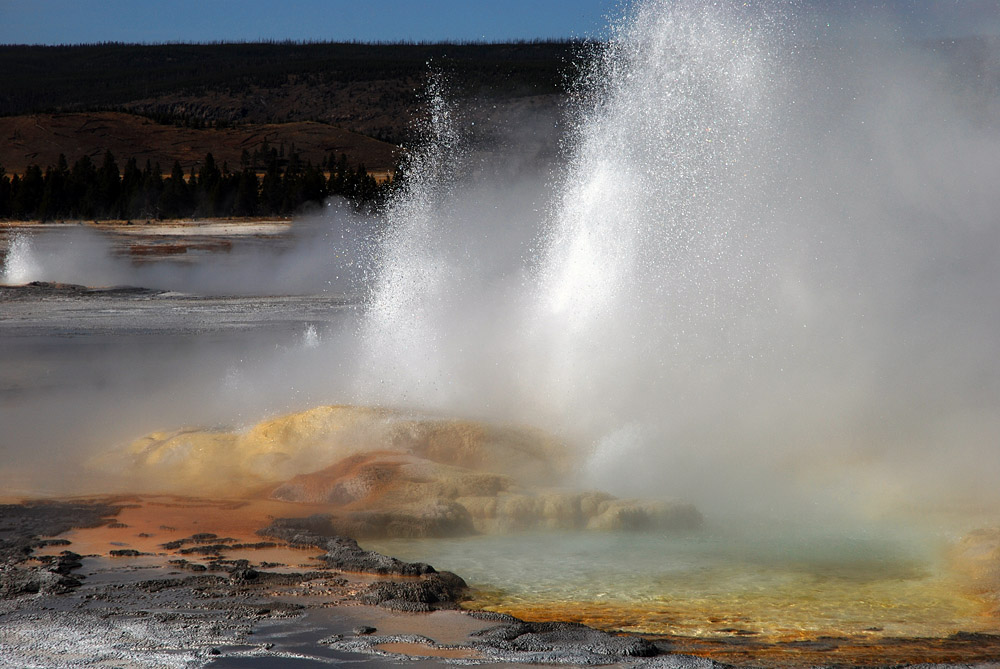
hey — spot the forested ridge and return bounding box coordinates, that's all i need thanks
[0,40,580,219]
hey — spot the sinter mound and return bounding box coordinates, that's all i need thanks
[101,405,701,538]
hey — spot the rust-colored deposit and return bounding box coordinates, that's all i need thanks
[34,494,335,568]
[98,405,700,537]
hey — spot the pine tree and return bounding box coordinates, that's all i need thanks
[300,161,326,205]
[13,165,44,219]
[119,157,142,219]
[96,150,121,218]
[260,155,283,214]
[158,160,191,219]
[233,168,259,216]
[0,165,12,219]
[136,160,164,219]
[196,153,222,216]
[69,155,95,218]
[38,154,70,221]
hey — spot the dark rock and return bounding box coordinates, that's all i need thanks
[47,551,84,575]
[178,544,229,555]
[168,559,209,573]
[376,599,433,612]
[0,500,122,566]
[467,610,522,623]
[259,514,339,539]
[948,631,1000,642]
[353,625,377,635]
[133,575,228,593]
[329,506,476,539]
[359,570,467,608]
[259,518,439,576]
[471,620,658,658]
[109,549,143,557]
[191,533,218,543]
[230,567,259,583]
[51,575,83,593]
[318,535,439,576]
[162,534,236,552]
[0,565,82,597]
[0,282,161,300]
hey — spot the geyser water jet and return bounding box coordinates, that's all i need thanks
[358,0,1000,524]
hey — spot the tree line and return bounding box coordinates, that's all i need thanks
[0,148,388,221]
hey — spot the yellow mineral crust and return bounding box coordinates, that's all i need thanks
[96,404,699,537]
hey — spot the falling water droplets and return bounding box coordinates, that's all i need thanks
[2,234,41,285]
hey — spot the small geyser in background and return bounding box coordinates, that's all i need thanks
[301,324,321,349]
[1,234,41,285]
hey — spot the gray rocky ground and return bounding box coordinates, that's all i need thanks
[0,499,729,668]
[4,500,1000,668]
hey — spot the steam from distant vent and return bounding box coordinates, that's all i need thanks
[0,207,373,296]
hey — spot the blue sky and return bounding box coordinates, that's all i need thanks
[0,1,998,45]
[0,1,620,45]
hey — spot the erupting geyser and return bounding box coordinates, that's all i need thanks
[357,0,1000,522]
[350,0,1000,638]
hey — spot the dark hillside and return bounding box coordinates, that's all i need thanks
[0,41,581,143]
[0,112,398,177]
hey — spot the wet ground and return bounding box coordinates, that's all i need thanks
[2,495,1000,668]
[0,496,713,668]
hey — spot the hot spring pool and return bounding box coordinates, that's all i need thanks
[365,520,989,641]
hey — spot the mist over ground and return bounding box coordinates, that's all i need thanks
[3,1,1000,528]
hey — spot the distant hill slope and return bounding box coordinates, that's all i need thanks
[0,112,400,176]
[0,41,581,145]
